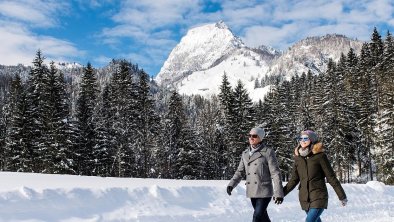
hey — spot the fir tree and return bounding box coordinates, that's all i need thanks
[74,62,98,175]
[274,81,296,180]
[134,70,160,178]
[374,31,394,184]
[42,62,73,174]
[175,124,199,179]
[93,84,114,176]
[194,95,221,179]
[109,61,137,177]
[217,73,236,178]
[157,90,196,179]
[232,80,255,157]
[358,43,376,180]
[3,74,29,171]
[25,50,49,172]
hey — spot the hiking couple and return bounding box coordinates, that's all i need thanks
[227,127,347,222]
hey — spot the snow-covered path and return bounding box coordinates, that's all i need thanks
[0,172,392,222]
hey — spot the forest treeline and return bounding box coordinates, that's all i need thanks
[0,28,392,184]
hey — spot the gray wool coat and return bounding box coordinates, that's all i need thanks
[228,145,284,198]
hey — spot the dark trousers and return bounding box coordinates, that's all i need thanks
[250,197,271,222]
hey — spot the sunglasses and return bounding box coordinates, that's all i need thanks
[248,134,259,138]
[298,136,310,142]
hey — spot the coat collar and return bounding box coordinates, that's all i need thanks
[244,143,267,163]
[294,142,324,156]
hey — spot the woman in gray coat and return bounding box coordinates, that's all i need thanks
[227,127,284,222]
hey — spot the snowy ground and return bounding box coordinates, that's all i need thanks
[0,172,393,222]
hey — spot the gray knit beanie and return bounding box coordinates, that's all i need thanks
[301,130,319,143]
[250,127,265,140]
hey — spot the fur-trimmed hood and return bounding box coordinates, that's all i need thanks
[294,142,324,156]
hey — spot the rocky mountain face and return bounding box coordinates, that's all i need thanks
[155,21,364,101]
[155,21,247,85]
[269,34,364,79]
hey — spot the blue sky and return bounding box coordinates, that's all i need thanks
[0,0,393,77]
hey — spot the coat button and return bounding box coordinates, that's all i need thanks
[254,172,256,174]
[247,182,250,184]
[255,163,257,165]
[248,173,250,175]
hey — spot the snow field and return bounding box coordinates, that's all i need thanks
[0,172,392,222]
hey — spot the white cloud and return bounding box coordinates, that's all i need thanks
[242,24,301,49]
[0,0,392,73]
[0,21,83,66]
[95,0,394,75]
[0,0,69,28]
[0,0,85,66]
[239,0,394,49]
[112,0,201,30]
[93,55,112,66]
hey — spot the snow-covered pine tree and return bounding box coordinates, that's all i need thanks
[3,74,29,171]
[342,49,362,182]
[108,61,137,177]
[370,27,384,67]
[297,71,315,130]
[333,55,355,182]
[274,81,295,180]
[74,62,98,176]
[374,31,394,184]
[369,29,384,148]
[92,84,114,177]
[357,43,377,181]
[232,80,255,160]
[218,73,236,178]
[308,73,325,134]
[0,99,5,169]
[43,62,73,174]
[320,59,341,166]
[259,89,277,150]
[194,95,222,179]
[158,90,185,179]
[134,70,160,178]
[175,123,199,179]
[25,50,49,172]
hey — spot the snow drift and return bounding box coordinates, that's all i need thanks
[0,172,392,222]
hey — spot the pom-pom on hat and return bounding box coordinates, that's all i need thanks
[250,127,265,139]
[301,130,319,143]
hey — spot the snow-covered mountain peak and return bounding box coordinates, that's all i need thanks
[257,45,282,57]
[155,21,245,85]
[154,23,364,102]
[214,20,228,29]
[53,62,82,70]
[270,34,363,79]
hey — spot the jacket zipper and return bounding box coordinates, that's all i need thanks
[303,156,310,204]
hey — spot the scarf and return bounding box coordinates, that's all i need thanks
[299,147,311,157]
[249,143,264,156]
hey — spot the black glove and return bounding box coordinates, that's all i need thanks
[226,186,233,195]
[273,197,283,204]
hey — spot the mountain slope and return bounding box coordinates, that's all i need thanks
[155,21,248,86]
[155,22,364,101]
[269,34,364,79]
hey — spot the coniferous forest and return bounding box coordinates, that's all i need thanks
[0,28,393,184]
